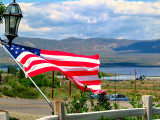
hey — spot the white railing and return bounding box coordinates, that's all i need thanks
[0,110,9,120]
[37,95,160,120]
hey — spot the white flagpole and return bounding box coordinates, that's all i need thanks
[1,43,54,111]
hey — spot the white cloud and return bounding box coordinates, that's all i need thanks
[1,0,160,40]
[0,24,5,39]
[19,22,51,32]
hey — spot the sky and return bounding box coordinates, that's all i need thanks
[0,0,160,40]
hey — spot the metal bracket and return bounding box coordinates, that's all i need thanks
[0,38,8,46]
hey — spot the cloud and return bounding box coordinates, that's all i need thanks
[1,0,160,40]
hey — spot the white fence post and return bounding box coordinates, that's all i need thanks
[0,110,9,120]
[142,95,152,120]
[54,101,65,120]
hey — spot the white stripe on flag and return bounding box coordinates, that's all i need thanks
[23,57,44,68]
[26,63,59,74]
[88,85,101,90]
[40,54,100,64]
[72,79,101,90]
[60,66,99,71]
[16,52,32,62]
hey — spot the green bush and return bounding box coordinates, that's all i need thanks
[65,85,112,113]
[32,74,59,88]
[65,89,89,113]
[17,69,25,80]
[48,76,60,88]
[7,66,18,75]
[0,70,5,74]
[19,78,32,87]
[1,83,39,99]
[4,75,13,83]
[1,86,15,97]
[13,85,39,99]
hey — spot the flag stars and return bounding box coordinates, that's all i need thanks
[15,51,18,54]
[22,48,24,50]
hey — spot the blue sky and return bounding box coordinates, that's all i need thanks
[1,0,160,40]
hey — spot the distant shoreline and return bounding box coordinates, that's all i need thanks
[0,63,160,68]
[100,62,160,68]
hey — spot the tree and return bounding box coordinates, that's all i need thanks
[7,67,10,74]
[0,73,2,83]
[0,1,5,24]
[8,66,18,75]
[17,69,25,79]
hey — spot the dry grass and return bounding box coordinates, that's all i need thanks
[9,112,46,120]
[101,79,160,101]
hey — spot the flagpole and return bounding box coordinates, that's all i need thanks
[60,73,61,97]
[51,71,54,100]
[1,44,54,111]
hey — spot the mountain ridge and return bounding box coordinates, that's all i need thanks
[1,37,160,67]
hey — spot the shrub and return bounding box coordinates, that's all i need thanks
[1,83,39,99]
[7,66,18,75]
[65,85,112,113]
[17,69,25,80]
[19,78,32,87]
[0,70,5,74]
[65,86,89,113]
[48,76,60,88]
[0,73,2,83]
[1,86,15,97]
[14,86,39,99]
[91,93,112,111]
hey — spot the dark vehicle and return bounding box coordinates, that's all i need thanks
[109,94,129,101]
[88,93,109,100]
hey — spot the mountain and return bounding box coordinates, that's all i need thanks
[9,37,137,55]
[114,39,160,53]
[1,37,160,67]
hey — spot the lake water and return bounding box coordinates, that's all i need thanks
[99,67,160,80]
[99,67,160,76]
[0,68,8,71]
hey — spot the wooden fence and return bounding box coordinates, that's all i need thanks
[37,95,160,120]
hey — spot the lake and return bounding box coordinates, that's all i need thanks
[0,68,8,71]
[99,67,160,76]
[99,67,160,80]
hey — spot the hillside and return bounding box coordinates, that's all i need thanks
[115,39,160,53]
[1,37,160,67]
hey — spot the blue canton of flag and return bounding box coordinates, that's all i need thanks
[4,43,41,59]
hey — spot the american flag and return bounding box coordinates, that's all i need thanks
[4,43,106,94]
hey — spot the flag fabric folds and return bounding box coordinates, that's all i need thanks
[4,42,106,94]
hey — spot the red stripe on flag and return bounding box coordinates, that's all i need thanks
[41,49,99,60]
[65,70,99,76]
[28,67,62,77]
[20,54,37,64]
[47,60,100,67]
[25,60,49,72]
